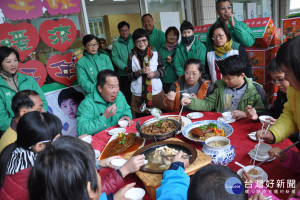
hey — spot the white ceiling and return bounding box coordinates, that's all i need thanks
[85,0,139,6]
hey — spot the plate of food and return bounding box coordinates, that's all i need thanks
[181,120,233,142]
[100,132,145,160]
[144,115,192,129]
[133,141,197,173]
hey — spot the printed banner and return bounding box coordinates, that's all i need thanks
[43,0,80,15]
[45,86,85,137]
[18,60,47,87]
[39,18,77,53]
[0,23,40,61]
[46,53,76,87]
[0,0,43,20]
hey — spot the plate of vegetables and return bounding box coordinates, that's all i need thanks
[181,120,233,142]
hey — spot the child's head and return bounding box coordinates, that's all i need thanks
[99,38,107,50]
[267,58,289,93]
[58,88,85,119]
[217,55,246,88]
[276,36,300,91]
[28,136,100,200]
[188,165,247,200]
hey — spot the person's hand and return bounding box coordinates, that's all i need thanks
[263,117,276,126]
[181,97,191,106]
[97,156,123,168]
[166,56,172,63]
[256,130,275,143]
[190,93,197,99]
[232,110,247,120]
[103,104,117,118]
[167,91,176,101]
[118,116,133,126]
[119,155,145,178]
[141,67,150,75]
[172,151,190,168]
[228,13,235,27]
[242,170,255,183]
[147,71,155,79]
[268,147,287,162]
[248,193,266,200]
[245,105,258,120]
[113,182,136,200]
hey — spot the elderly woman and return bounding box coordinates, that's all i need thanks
[127,28,165,117]
[159,26,180,93]
[76,34,114,94]
[0,46,47,133]
[163,58,213,112]
[206,22,252,84]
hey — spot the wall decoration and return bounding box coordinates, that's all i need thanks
[39,18,77,53]
[46,53,76,87]
[43,0,80,15]
[0,23,39,61]
[18,60,47,87]
[0,0,43,20]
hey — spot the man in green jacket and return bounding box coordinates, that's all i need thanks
[174,21,207,77]
[77,69,132,135]
[182,55,266,121]
[206,0,255,48]
[112,21,135,105]
[142,14,166,51]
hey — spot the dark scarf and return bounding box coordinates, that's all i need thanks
[0,68,18,92]
[182,35,195,46]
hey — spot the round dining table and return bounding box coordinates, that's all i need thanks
[92,111,299,200]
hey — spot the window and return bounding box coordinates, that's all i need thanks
[290,0,300,14]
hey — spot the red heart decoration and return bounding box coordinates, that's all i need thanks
[0,23,39,61]
[39,18,76,53]
[46,53,76,87]
[18,60,47,87]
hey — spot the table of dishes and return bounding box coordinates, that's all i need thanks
[91,111,299,200]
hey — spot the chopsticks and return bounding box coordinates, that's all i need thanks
[175,90,187,94]
[178,104,184,118]
[255,141,299,168]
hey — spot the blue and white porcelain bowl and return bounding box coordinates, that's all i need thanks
[181,120,233,143]
[202,136,235,166]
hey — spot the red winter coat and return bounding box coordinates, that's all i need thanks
[0,168,31,200]
[101,169,124,194]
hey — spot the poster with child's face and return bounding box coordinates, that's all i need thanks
[45,86,85,137]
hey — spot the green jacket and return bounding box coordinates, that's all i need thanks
[76,88,132,135]
[174,39,207,77]
[188,77,266,113]
[112,35,135,76]
[76,52,113,94]
[0,73,48,132]
[206,17,255,48]
[149,26,166,52]
[158,43,179,83]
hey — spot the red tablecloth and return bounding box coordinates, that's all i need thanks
[92,112,299,200]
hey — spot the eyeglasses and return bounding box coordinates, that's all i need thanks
[219,6,232,11]
[271,78,285,85]
[28,139,56,150]
[136,39,148,44]
[87,43,99,48]
[212,34,225,40]
[185,72,200,77]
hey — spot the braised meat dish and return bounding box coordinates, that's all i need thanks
[107,132,136,157]
[141,120,177,135]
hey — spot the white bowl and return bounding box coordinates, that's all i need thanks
[81,135,92,144]
[118,120,129,128]
[243,165,264,180]
[222,112,232,121]
[186,112,203,119]
[182,93,191,98]
[108,128,126,136]
[259,115,272,124]
[255,143,272,157]
[111,158,127,170]
[94,150,101,159]
[125,187,146,200]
